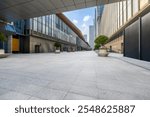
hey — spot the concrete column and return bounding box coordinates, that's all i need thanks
[7,35,12,53]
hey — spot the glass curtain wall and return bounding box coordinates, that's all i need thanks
[31,14,78,45]
[45,16,49,35]
[42,16,46,34]
[37,17,42,33]
[33,18,37,31]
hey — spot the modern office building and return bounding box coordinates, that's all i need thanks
[99,0,150,61]
[83,35,88,42]
[95,5,104,37]
[89,25,95,49]
[1,13,90,53]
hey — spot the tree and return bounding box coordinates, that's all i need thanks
[0,32,6,42]
[94,44,100,50]
[94,35,108,48]
[95,35,108,45]
[0,32,6,49]
[54,42,61,49]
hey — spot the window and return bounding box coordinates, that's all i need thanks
[45,16,49,35]
[37,17,42,33]
[42,16,46,34]
[120,1,123,26]
[48,15,52,36]
[33,18,37,31]
[117,2,120,28]
[55,16,60,29]
[133,0,139,15]
[30,19,32,30]
[123,0,127,24]
[127,0,132,20]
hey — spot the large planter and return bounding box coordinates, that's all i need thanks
[55,49,60,53]
[0,49,9,58]
[95,50,99,54]
[98,46,109,57]
[0,49,5,54]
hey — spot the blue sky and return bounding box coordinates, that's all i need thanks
[64,7,95,42]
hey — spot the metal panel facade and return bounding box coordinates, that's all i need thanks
[124,20,139,59]
[141,12,150,61]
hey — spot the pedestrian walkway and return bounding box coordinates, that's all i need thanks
[0,51,150,100]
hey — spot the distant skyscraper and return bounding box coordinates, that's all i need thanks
[83,34,88,42]
[95,5,104,37]
[89,25,95,49]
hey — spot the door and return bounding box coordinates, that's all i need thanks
[35,45,40,53]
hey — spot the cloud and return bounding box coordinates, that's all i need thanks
[72,19,78,24]
[83,15,91,22]
[81,23,86,28]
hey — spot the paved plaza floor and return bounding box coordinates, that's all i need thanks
[0,51,150,100]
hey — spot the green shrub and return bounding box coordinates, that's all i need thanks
[94,44,100,50]
[0,32,6,42]
[54,42,61,48]
[94,35,108,46]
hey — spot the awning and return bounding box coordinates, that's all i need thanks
[0,24,16,35]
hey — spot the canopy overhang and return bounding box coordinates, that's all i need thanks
[0,0,123,22]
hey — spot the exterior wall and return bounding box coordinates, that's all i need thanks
[13,14,90,53]
[30,35,77,53]
[30,36,55,53]
[141,12,150,61]
[105,35,124,53]
[124,12,150,62]
[100,3,118,37]
[95,5,104,37]
[98,0,150,61]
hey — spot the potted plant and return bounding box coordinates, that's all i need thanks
[0,32,8,58]
[94,43,100,54]
[94,35,109,57]
[54,42,61,53]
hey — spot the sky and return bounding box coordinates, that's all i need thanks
[64,7,95,42]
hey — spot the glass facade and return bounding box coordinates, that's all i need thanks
[30,14,87,45]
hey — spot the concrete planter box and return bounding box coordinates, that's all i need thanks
[98,47,109,57]
[0,49,9,58]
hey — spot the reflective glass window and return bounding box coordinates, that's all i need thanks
[42,16,45,34]
[33,18,37,31]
